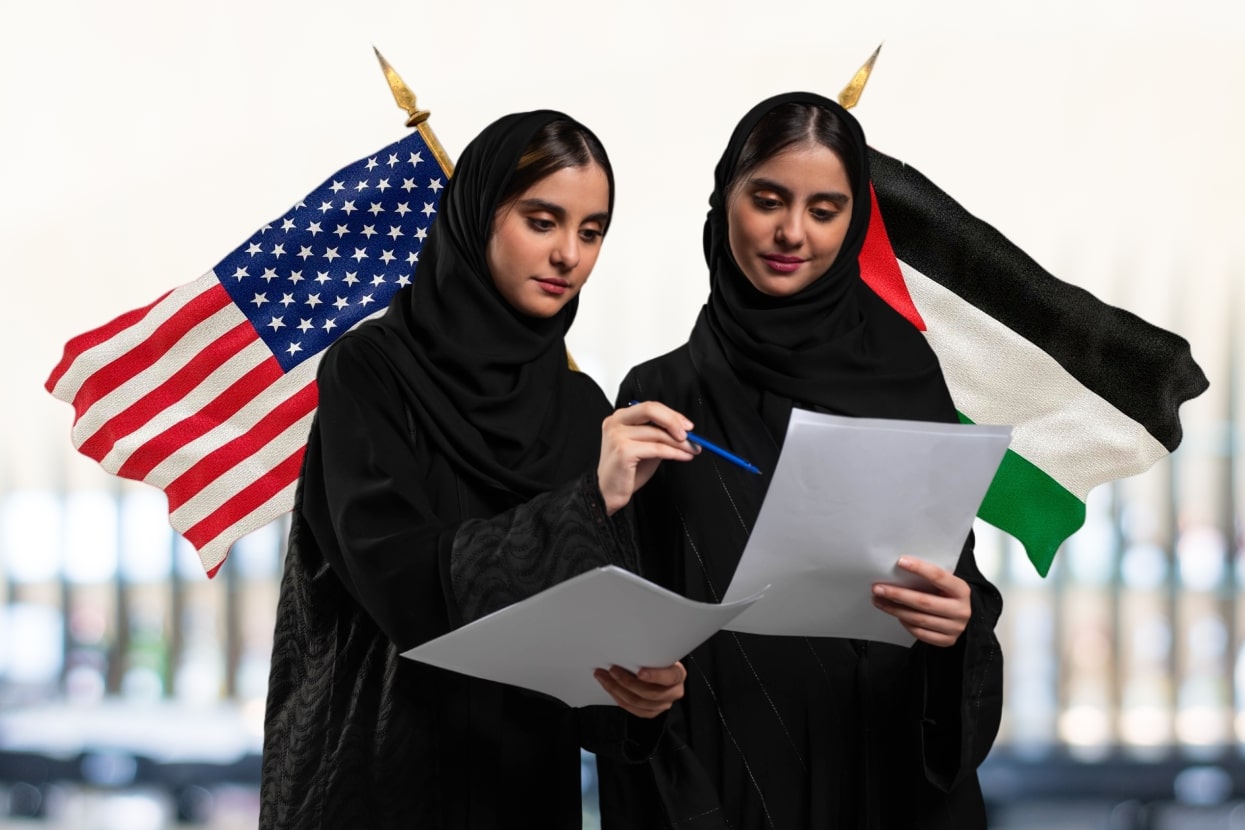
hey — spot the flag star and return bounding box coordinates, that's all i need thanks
[371,274,386,286]
[387,226,404,240]
[281,218,296,232]
[401,178,416,192]
[428,178,444,193]
[368,202,384,216]
[251,292,268,307]
[365,157,379,171]
[361,224,378,239]
[262,268,279,282]
[330,180,345,193]
[396,202,412,217]
[306,221,322,236]
[355,180,369,192]
[260,223,272,232]
[415,226,428,241]
[408,151,423,166]
[294,200,306,210]
[315,271,331,284]
[333,296,349,310]
[324,247,341,262]
[360,293,375,307]
[380,250,396,265]
[298,318,314,333]
[397,274,411,287]
[271,244,286,257]
[377,179,391,193]
[318,200,334,213]
[421,202,436,217]
[406,252,419,265]
[279,293,295,307]
[343,272,359,286]
[306,293,322,308]
[387,153,399,167]
[298,245,314,260]
[246,242,263,256]
[267,316,285,330]
[288,270,304,284]
[286,342,302,357]
[334,223,350,237]
[323,318,338,332]
[352,247,369,262]
[233,266,249,280]
[342,200,358,215]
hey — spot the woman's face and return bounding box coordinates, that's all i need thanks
[726,142,853,298]
[486,163,611,318]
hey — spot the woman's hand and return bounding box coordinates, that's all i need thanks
[597,401,698,515]
[872,556,972,647]
[594,661,687,718]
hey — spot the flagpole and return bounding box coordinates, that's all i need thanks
[373,47,455,176]
[838,44,882,111]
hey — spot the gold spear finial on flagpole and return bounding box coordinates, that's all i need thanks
[373,46,455,175]
[838,43,882,110]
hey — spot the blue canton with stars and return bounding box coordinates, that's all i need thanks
[216,131,446,371]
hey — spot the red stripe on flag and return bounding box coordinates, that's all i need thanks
[164,380,318,513]
[67,285,235,422]
[45,290,174,393]
[117,356,286,481]
[76,321,257,463]
[860,184,926,331]
[186,444,307,574]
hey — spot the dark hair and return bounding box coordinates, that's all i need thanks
[498,119,614,228]
[727,102,860,197]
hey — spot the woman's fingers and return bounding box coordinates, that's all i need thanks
[871,556,972,647]
[593,662,686,718]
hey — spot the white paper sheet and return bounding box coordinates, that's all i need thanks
[402,565,763,707]
[721,409,1012,645]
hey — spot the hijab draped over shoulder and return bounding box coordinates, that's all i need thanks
[349,109,615,500]
[693,90,956,426]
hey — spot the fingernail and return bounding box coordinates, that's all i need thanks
[683,420,693,430]
[873,584,885,596]
[637,669,649,680]
[897,557,910,568]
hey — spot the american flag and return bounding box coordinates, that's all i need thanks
[46,130,449,577]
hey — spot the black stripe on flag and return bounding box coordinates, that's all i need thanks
[869,147,1208,452]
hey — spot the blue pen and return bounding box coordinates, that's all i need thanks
[628,401,762,475]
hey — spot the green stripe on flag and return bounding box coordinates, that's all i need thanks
[959,412,1085,577]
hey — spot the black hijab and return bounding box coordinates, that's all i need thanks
[692,91,955,425]
[349,110,614,498]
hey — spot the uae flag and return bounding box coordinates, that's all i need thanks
[859,147,1208,577]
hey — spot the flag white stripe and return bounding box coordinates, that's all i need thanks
[51,274,219,403]
[70,302,253,454]
[901,261,1168,500]
[194,480,298,576]
[168,409,316,531]
[98,339,273,473]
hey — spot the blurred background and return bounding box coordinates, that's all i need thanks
[2,0,1244,827]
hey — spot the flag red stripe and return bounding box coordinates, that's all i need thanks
[860,184,926,331]
[184,446,306,556]
[76,321,257,463]
[117,356,286,481]
[164,381,318,513]
[67,286,234,423]
[45,290,174,393]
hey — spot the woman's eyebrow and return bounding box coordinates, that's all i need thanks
[748,177,850,207]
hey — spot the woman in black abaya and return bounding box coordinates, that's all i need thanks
[596,93,1004,829]
[260,110,693,829]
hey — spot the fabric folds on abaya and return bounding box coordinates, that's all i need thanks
[260,110,650,830]
[596,93,1004,830]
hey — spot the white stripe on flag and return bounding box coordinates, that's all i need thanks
[901,261,1169,500]
[51,274,220,402]
[98,339,273,473]
[194,478,300,576]
[168,408,316,531]
[70,301,253,454]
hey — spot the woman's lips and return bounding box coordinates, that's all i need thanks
[761,254,806,274]
[535,277,570,295]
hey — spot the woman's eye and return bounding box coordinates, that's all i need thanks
[751,195,781,210]
[527,217,555,232]
[579,229,603,243]
[811,208,840,222]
